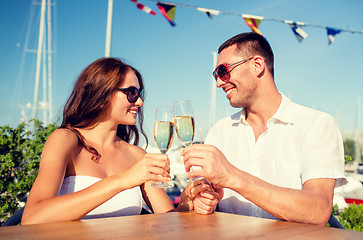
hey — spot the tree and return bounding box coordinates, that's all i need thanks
[0,120,57,225]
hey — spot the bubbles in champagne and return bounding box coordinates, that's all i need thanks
[175,116,195,147]
[154,121,174,153]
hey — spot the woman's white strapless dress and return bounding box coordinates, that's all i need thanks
[58,175,143,219]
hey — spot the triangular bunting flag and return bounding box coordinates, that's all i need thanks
[285,20,308,42]
[130,0,156,16]
[157,3,176,27]
[327,27,342,45]
[242,14,264,36]
[196,7,220,19]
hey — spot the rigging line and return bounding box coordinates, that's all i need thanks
[9,0,38,122]
[146,0,363,34]
[263,17,362,34]
[148,0,241,16]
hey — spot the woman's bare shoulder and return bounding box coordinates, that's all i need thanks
[48,128,78,140]
[36,128,82,171]
[129,144,146,153]
[125,143,147,160]
[44,128,80,152]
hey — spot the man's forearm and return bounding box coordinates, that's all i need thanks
[228,171,335,225]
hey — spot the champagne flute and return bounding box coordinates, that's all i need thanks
[173,100,201,182]
[152,106,175,188]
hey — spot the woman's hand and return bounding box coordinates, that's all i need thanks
[177,179,222,215]
[193,182,223,215]
[119,153,172,190]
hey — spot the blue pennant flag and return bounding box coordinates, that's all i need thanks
[327,27,342,45]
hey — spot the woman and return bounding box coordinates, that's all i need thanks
[21,57,220,225]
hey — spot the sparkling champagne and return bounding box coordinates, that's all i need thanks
[154,121,174,154]
[174,116,195,147]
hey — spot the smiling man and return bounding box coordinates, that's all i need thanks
[182,32,346,225]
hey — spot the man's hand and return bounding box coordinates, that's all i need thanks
[182,144,239,188]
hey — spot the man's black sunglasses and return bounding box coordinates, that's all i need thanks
[117,86,144,103]
[213,57,253,82]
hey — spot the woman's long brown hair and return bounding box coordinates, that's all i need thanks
[59,57,148,162]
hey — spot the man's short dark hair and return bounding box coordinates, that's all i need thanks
[218,32,274,76]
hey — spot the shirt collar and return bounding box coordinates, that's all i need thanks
[231,109,245,123]
[269,94,294,125]
[233,93,294,125]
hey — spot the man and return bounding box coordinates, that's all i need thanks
[182,32,346,225]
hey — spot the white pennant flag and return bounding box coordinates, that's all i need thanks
[285,20,308,42]
[196,7,220,19]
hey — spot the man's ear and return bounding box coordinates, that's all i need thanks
[252,56,266,78]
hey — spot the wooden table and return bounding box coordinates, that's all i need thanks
[0,211,361,239]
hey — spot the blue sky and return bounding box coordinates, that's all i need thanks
[1,0,363,148]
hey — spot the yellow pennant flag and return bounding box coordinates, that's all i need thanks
[242,14,264,36]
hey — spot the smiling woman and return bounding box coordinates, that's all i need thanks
[20,57,220,225]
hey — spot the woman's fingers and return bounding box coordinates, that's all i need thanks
[129,153,172,184]
[144,154,171,173]
[189,178,220,215]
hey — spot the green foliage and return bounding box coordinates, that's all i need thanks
[332,204,339,215]
[0,120,57,225]
[330,204,363,231]
[337,203,363,231]
[344,155,353,164]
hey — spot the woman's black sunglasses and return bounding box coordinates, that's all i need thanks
[117,86,144,103]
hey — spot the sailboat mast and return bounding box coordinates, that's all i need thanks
[209,51,217,130]
[47,0,53,122]
[30,0,54,124]
[105,0,113,57]
[32,0,47,120]
[355,96,361,163]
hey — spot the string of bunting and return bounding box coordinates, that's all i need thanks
[129,0,363,45]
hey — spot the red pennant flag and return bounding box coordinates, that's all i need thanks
[130,0,156,16]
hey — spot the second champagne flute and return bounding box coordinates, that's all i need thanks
[173,100,201,182]
[152,106,175,188]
